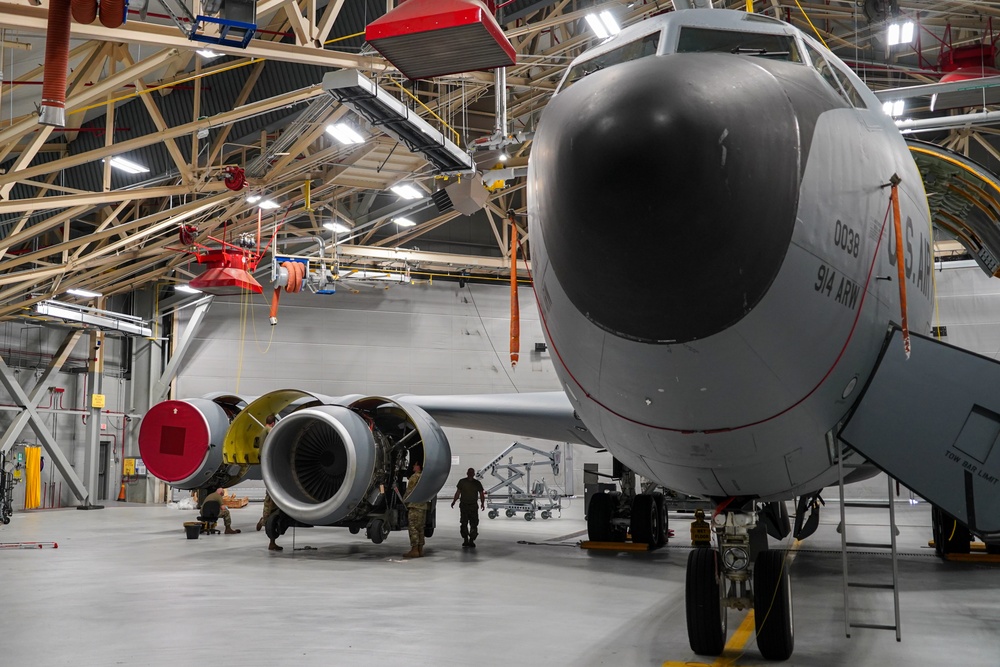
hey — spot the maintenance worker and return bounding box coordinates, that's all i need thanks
[402,461,429,558]
[256,414,283,551]
[451,467,485,548]
[204,487,241,534]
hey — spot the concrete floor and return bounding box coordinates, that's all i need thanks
[0,499,997,666]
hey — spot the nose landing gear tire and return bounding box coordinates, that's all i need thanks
[753,549,794,660]
[685,548,727,656]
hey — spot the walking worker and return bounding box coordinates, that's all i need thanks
[256,414,283,551]
[203,487,241,534]
[451,467,485,548]
[402,461,430,558]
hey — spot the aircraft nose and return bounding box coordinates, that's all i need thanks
[533,53,800,344]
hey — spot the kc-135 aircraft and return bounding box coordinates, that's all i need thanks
[139,7,1000,661]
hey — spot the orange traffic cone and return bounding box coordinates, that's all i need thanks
[117,481,126,502]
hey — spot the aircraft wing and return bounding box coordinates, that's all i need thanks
[399,391,603,448]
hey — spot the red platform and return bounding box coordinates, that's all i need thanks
[366,0,516,80]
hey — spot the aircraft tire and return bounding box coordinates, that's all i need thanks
[753,550,794,661]
[653,493,668,546]
[264,511,287,540]
[367,518,389,544]
[685,548,726,656]
[587,493,616,542]
[349,526,361,534]
[932,506,971,556]
[630,494,659,547]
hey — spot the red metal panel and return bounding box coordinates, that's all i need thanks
[366,0,515,80]
[138,400,210,483]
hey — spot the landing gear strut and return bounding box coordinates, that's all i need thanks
[685,505,795,661]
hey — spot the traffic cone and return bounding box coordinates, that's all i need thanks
[117,480,126,501]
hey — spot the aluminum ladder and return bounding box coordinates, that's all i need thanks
[837,438,902,642]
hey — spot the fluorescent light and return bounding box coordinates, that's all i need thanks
[326,122,365,145]
[883,100,905,117]
[499,152,509,162]
[323,221,351,233]
[107,156,149,174]
[930,93,938,112]
[258,199,280,210]
[585,13,610,39]
[246,194,262,203]
[197,49,222,59]
[175,285,202,294]
[67,288,102,298]
[887,20,914,46]
[34,300,151,336]
[390,184,423,200]
[394,217,416,227]
[585,11,620,39]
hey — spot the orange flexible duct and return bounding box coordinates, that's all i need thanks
[269,262,306,325]
[99,0,125,29]
[71,0,98,24]
[889,175,910,358]
[40,0,72,127]
[509,215,520,368]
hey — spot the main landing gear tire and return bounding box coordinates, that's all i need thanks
[587,493,617,542]
[753,549,794,661]
[653,493,668,546]
[686,548,727,656]
[630,494,661,548]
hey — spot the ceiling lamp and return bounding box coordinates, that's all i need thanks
[887,20,914,46]
[391,184,423,200]
[197,49,223,59]
[246,193,262,203]
[585,11,620,40]
[882,100,905,117]
[258,199,280,210]
[394,217,416,227]
[66,288,102,298]
[107,156,150,174]
[323,221,351,233]
[326,122,365,145]
[174,285,202,294]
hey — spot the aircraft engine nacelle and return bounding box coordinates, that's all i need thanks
[261,396,451,526]
[138,394,248,490]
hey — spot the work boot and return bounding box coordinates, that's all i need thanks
[468,540,476,548]
[417,545,424,557]
[256,517,265,531]
[402,547,420,558]
[462,539,470,548]
[225,527,241,534]
[268,540,283,551]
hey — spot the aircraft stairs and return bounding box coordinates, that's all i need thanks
[836,439,901,642]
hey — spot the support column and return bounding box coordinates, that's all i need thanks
[150,297,213,404]
[79,330,105,510]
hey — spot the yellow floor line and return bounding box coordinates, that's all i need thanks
[663,539,804,667]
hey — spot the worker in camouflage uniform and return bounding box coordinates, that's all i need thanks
[203,487,240,534]
[256,414,283,551]
[452,467,486,548]
[402,461,429,558]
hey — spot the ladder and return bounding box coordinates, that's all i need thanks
[837,438,902,641]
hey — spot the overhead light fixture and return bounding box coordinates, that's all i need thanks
[258,199,280,210]
[393,217,416,227]
[390,184,423,200]
[66,288,102,298]
[246,193,262,203]
[499,152,509,162]
[887,20,914,46]
[323,221,351,233]
[197,49,223,59]
[585,11,620,39]
[326,122,365,145]
[106,156,149,174]
[882,100,905,117]
[174,285,202,294]
[34,300,151,336]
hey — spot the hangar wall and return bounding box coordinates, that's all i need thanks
[172,280,610,501]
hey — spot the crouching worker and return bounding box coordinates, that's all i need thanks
[403,461,429,558]
[204,487,241,534]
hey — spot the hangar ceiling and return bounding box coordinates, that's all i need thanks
[0,0,999,319]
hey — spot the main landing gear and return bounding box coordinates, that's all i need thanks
[686,505,795,661]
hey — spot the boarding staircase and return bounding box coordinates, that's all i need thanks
[837,439,902,642]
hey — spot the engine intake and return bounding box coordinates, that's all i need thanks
[261,396,451,526]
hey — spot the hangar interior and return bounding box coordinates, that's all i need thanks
[1,0,1000,665]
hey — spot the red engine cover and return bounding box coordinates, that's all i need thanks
[138,400,211,484]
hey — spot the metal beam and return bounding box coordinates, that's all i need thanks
[0,334,90,501]
[151,297,213,403]
[0,182,229,215]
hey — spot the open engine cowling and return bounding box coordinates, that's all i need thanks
[261,396,451,526]
[138,394,246,490]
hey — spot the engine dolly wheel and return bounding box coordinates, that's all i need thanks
[541,510,552,520]
[505,509,516,518]
[264,511,288,541]
[630,494,660,547]
[753,549,794,660]
[685,548,727,656]
[348,526,361,535]
[367,518,390,544]
[587,492,617,542]
[524,512,535,521]
[488,509,499,519]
